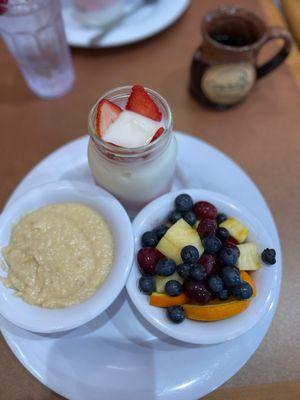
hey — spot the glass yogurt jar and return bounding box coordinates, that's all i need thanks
[88,86,177,214]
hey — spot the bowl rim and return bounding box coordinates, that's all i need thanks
[126,188,279,344]
[0,180,134,333]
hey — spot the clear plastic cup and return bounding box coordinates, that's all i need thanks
[0,0,75,99]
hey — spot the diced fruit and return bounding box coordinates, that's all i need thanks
[155,272,183,293]
[219,217,249,243]
[216,213,227,225]
[207,275,224,293]
[202,236,222,253]
[197,218,218,238]
[175,193,193,212]
[176,263,191,279]
[141,231,158,248]
[221,266,241,288]
[168,210,182,225]
[183,279,213,304]
[183,211,197,226]
[156,219,203,264]
[240,270,256,296]
[150,292,188,307]
[261,248,276,265]
[139,276,155,295]
[216,227,229,242]
[189,264,207,281]
[126,85,162,121]
[225,236,239,246]
[150,127,164,142]
[137,247,164,275]
[231,281,253,300]
[153,225,168,240]
[193,201,217,219]
[167,306,185,323]
[199,253,221,275]
[183,298,251,321]
[217,289,229,300]
[165,280,183,296]
[95,99,122,137]
[219,244,240,266]
[237,243,261,271]
[155,258,176,276]
[181,245,199,263]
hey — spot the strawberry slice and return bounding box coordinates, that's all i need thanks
[126,85,162,122]
[151,127,164,142]
[95,99,122,137]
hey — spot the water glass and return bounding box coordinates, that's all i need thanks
[0,0,75,99]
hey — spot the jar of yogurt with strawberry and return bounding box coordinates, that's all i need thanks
[88,85,177,213]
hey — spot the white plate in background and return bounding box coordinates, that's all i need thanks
[62,0,190,48]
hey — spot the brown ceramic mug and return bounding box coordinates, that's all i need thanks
[190,6,293,109]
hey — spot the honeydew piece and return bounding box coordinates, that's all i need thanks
[237,243,261,271]
[220,217,249,243]
[156,219,203,264]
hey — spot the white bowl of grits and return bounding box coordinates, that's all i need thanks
[0,180,134,333]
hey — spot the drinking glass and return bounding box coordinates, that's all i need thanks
[0,0,75,99]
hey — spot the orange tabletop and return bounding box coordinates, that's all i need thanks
[0,0,300,399]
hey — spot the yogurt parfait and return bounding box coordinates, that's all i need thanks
[88,85,177,213]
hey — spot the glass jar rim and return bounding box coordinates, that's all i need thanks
[88,85,173,157]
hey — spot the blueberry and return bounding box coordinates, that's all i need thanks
[207,275,224,293]
[177,263,191,278]
[168,210,182,224]
[219,245,239,265]
[202,236,222,253]
[231,281,253,300]
[155,258,176,276]
[216,227,229,242]
[153,225,168,240]
[181,245,200,263]
[183,211,197,226]
[141,231,158,247]
[221,266,241,288]
[261,248,276,265]
[189,264,207,281]
[216,213,227,225]
[165,280,183,296]
[167,306,185,324]
[175,193,193,212]
[217,289,229,300]
[139,276,155,295]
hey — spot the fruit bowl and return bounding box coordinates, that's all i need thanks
[126,189,279,345]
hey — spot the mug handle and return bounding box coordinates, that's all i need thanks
[256,26,293,79]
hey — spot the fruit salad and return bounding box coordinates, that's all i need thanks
[137,194,276,324]
[95,85,165,148]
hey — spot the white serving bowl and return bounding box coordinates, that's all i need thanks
[0,180,133,333]
[126,189,279,345]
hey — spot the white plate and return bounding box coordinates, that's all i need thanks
[62,0,190,48]
[127,189,278,344]
[0,132,281,400]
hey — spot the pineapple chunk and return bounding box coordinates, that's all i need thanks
[156,218,203,264]
[237,243,261,270]
[220,217,249,243]
[155,272,183,293]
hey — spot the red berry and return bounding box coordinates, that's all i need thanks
[199,253,221,275]
[0,0,8,15]
[183,279,213,304]
[225,236,239,246]
[193,201,217,220]
[197,218,217,238]
[137,247,164,275]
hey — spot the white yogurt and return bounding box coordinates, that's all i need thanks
[103,110,162,148]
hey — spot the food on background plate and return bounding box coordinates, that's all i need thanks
[95,85,165,148]
[137,194,276,324]
[1,203,114,308]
